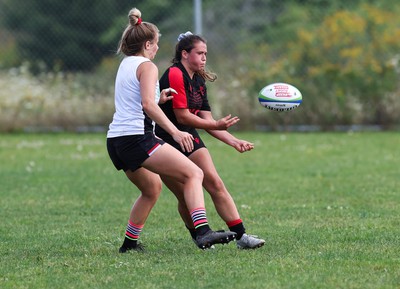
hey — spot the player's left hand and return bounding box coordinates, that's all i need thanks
[159,87,177,104]
[233,139,254,153]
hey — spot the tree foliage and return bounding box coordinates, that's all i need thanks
[0,0,196,71]
[242,2,400,127]
[1,0,132,71]
[0,0,399,128]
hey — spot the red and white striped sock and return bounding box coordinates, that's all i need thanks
[122,220,144,247]
[190,207,210,235]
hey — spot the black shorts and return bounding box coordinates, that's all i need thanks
[159,129,206,157]
[107,133,165,172]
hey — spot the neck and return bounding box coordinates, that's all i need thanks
[135,51,148,58]
[181,61,194,79]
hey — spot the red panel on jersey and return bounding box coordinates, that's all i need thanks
[169,67,188,109]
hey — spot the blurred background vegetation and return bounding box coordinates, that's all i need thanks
[0,0,399,132]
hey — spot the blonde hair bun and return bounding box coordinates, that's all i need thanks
[128,8,142,26]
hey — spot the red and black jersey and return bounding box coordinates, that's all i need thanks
[155,62,211,138]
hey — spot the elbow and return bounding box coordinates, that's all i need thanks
[175,114,189,125]
[142,101,153,113]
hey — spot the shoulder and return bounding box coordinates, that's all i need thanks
[137,60,158,82]
[165,65,183,77]
[169,66,186,82]
[160,65,184,83]
[171,64,183,72]
[138,60,157,73]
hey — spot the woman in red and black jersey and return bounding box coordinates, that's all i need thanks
[156,32,265,249]
[107,10,237,253]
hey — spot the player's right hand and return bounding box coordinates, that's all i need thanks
[172,131,194,152]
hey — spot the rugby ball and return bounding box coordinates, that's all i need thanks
[258,83,302,111]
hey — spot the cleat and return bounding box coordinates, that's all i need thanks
[119,242,145,253]
[195,230,236,249]
[236,234,265,249]
[192,229,225,249]
[193,238,215,249]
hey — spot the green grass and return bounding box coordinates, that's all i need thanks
[0,132,399,289]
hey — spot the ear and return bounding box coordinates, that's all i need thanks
[145,40,151,50]
[182,50,189,59]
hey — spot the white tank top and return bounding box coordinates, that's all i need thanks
[107,56,160,138]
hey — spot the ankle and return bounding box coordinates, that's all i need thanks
[196,225,211,236]
[122,237,137,248]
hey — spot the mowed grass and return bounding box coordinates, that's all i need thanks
[0,132,399,289]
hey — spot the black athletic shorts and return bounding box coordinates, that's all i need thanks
[159,129,206,157]
[107,133,165,172]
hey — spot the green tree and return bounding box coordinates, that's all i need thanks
[246,2,400,127]
[1,0,132,71]
[0,0,198,72]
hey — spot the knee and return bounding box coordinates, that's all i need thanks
[206,176,226,195]
[183,165,204,183]
[192,166,204,182]
[153,179,162,198]
[142,179,162,201]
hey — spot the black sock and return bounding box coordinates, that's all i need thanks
[186,225,197,240]
[229,223,246,240]
[121,237,137,248]
[196,225,211,236]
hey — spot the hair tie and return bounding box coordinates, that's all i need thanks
[136,18,142,25]
[177,31,193,41]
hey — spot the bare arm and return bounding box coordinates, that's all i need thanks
[199,111,254,153]
[174,107,240,130]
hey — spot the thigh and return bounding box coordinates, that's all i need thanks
[142,143,200,183]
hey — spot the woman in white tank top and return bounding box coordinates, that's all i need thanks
[106,7,237,252]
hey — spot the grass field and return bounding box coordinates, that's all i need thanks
[0,132,399,289]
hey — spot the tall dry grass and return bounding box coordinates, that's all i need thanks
[0,64,115,132]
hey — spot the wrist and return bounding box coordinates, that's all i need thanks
[170,128,180,137]
[212,120,219,130]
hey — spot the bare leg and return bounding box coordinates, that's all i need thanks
[141,143,237,249]
[189,148,240,222]
[125,168,162,225]
[141,143,204,212]
[161,147,240,227]
[119,167,162,252]
[189,148,265,249]
[162,175,194,229]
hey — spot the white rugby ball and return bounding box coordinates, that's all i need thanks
[258,82,302,111]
